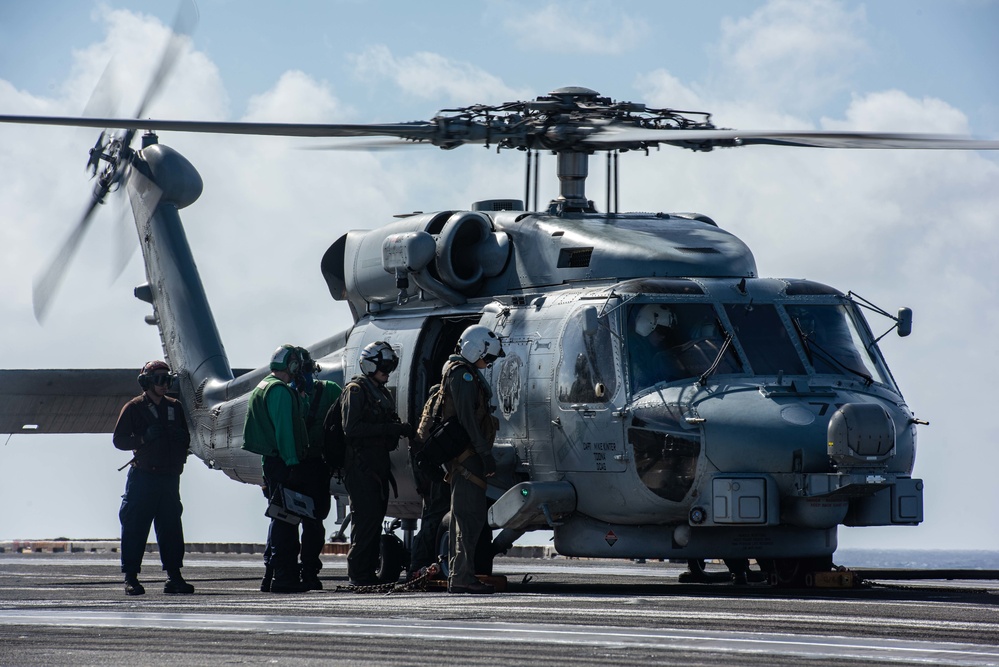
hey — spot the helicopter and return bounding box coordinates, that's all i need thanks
[3,10,999,586]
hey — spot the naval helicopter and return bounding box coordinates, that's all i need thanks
[3,20,999,586]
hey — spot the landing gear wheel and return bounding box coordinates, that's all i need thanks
[377,533,408,583]
[436,512,452,579]
[760,556,833,587]
[434,512,495,578]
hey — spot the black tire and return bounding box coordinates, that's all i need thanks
[435,512,452,579]
[759,556,833,587]
[435,511,494,577]
[376,533,408,583]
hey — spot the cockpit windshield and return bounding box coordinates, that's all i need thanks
[625,299,894,394]
[724,304,806,376]
[785,303,892,385]
[627,303,742,394]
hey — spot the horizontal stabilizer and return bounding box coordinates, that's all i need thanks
[0,368,251,435]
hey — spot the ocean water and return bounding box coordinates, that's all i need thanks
[833,549,999,569]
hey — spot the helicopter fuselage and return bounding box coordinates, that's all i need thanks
[142,144,920,564]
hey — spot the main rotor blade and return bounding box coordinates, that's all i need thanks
[300,139,434,151]
[585,126,999,150]
[33,196,102,323]
[0,115,439,140]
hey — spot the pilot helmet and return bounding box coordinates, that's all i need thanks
[270,344,303,375]
[359,341,399,375]
[635,304,676,337]
[457,325,505,365]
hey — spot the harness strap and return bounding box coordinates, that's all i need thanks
[447,448,486,490]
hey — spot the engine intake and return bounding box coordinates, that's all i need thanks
[322,210,511,316]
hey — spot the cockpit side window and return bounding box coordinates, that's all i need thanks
[724,304,806,376]
[557,308,617,403]
[627,303,743,393]
[786,304,892,385]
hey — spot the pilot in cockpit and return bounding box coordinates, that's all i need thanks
[630,304,683,390]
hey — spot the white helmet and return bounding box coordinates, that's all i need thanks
[635,304,676,337]
[359,340,398,375]
[457,325,505,365]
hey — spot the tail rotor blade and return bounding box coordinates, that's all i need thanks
[82,57,121,120]
[32,196,102,323]
[132,0,199,123]
[110,197,138,284]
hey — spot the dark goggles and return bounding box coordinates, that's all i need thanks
[376,358,398,374]
[149,374,174,387]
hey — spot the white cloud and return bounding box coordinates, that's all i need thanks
[349,45,530,105]
[503,2,649,55]
[823,89,972,134]
[713,0,869,113]
[243,71,343,123]
[633,69,708,113]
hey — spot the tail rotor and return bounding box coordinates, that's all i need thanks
[31,0,198,323]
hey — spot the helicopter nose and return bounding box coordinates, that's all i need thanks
[827,403,896,468]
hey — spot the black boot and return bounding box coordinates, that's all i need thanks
[164,569,195,594]
[260,565,274,592]
[124,573,145,596]
[269,578,309,593]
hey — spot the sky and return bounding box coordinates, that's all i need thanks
[1,0,998,552]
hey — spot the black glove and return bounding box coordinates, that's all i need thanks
[481,453,496,478]
[143,423,167,443]
[393,422,415,439]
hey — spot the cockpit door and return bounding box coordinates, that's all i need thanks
[553,305,627,473]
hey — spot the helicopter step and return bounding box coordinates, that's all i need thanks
[488,481,577,531]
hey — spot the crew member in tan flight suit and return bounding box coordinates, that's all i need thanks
[439,324,504,594]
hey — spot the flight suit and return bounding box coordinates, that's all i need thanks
[439,355,497,590]
[341,374,406,584]
[113,393,191,577]
[243,374,309,589]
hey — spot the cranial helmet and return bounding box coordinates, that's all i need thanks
[138,359,173,389]
[457,325,505,365]
[295,347,320,375]
[635,304,676,337]
[270,344,303,374]
[359,341,398,375]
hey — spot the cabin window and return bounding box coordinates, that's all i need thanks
[557,308,617,403]
[627,303,742,393]
[629,428,700,502]
[785,304,891,385]
[724,303,807,376]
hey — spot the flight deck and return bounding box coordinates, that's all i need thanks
[2,549,998,666]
